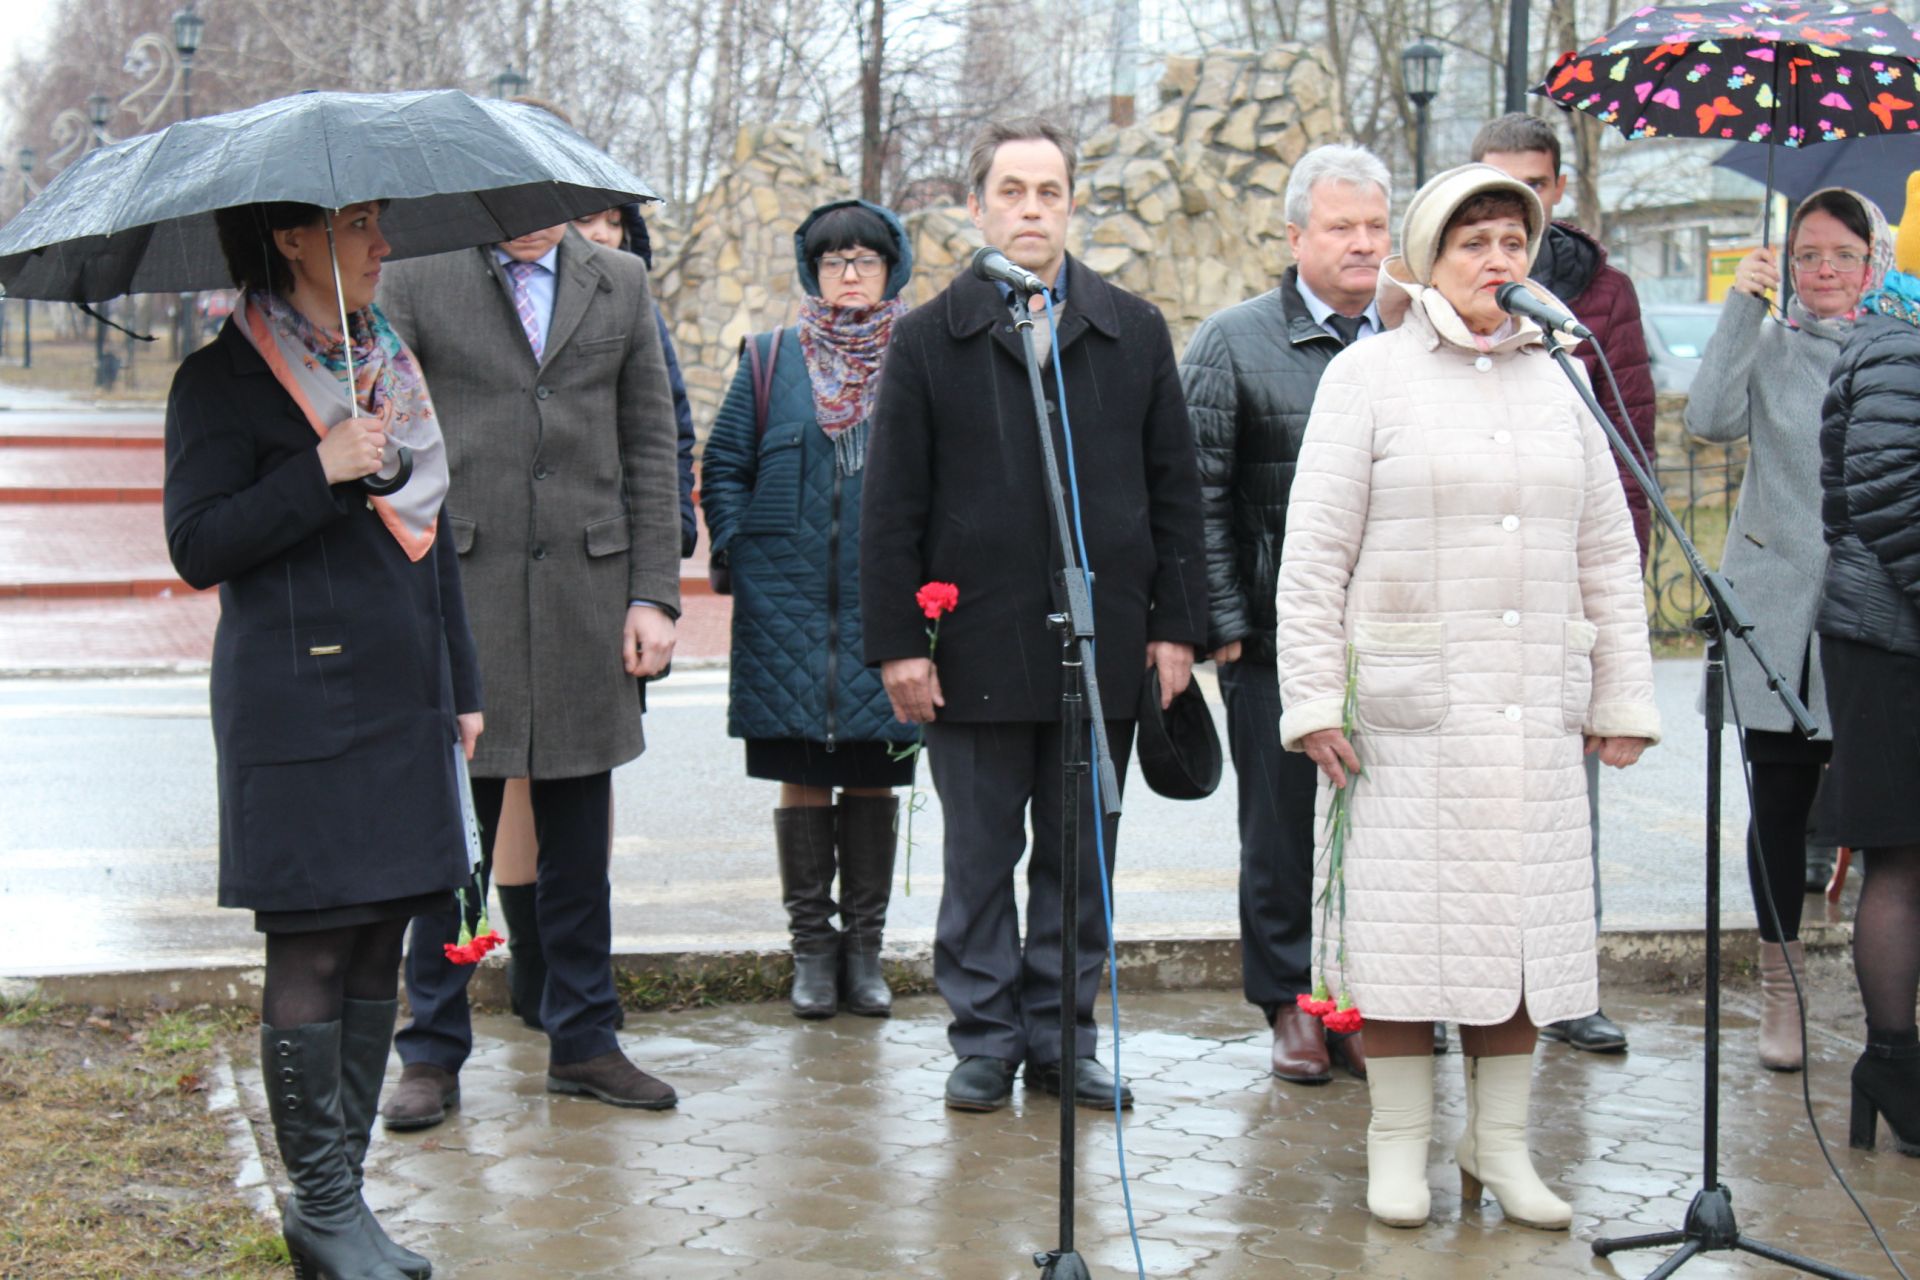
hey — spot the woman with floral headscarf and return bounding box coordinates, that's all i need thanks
[1686,187,1895,1075]
[701,199,918,1022]
[1812,192,1920,1159]
[164,201,481,1280]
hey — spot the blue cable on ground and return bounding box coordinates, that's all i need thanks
[1042,291,1148,1280]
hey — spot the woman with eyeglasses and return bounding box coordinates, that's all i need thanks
[1686,187,1895,1074]
[700,200,918,1020]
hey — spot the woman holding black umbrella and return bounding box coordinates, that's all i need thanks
[165,200,480,1280]
[1684,187,1894,1075]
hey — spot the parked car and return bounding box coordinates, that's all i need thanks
[1641,303,1721,394]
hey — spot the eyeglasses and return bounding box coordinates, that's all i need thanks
[819,253,886,279]
[1791,250,1868,274]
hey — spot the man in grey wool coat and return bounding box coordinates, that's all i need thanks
[375,214,684,1125]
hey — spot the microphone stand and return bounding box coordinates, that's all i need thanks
[1008,282,1124,1280]
[1540,338,1865,1280]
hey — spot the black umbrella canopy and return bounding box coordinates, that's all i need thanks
[0,89,660,302]
[1712,135,1915,220]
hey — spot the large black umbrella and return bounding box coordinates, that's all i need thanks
[1536,0,1920,240]
[1712,135,1915,221]
[0,88,659,302]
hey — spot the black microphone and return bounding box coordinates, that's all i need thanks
[1493,281,1593,340]
[971,245,1048,295]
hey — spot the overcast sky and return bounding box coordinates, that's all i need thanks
[0,0,58,135]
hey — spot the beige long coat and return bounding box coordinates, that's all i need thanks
[1275,262,1660,1026]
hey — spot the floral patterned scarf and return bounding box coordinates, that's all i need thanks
[796,293,908,475]
[1863,270,1920,329]
[240,288,448,561]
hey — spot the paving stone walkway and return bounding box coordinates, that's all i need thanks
[250,990,1920,1279]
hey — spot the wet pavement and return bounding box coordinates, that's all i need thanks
[258,988,1920,1279]
[0,660,1857,982]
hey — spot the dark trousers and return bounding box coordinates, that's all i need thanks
[1217,660,1320,1019]
[396,770,618,1070]
[924,718,1136,1066]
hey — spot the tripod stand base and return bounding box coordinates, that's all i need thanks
[1035,1250,1094,1279]
[1594,1184,1869,1280]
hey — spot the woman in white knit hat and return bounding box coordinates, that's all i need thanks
[1275,163,1660,1229]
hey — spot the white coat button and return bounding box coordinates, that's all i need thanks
[1505,705,1523,722]
[1475,355,1494,372]
[1502,515,1520,532]
[1494,430,1512,444]
[1503,609,1520,627]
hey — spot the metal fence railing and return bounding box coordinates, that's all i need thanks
[1643,395,1747,644]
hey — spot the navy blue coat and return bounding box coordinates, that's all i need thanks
[701,200,916,748]
[164,319,481,913]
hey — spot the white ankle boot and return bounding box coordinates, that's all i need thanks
[1457,1054,1571,1230]
[1365,1055,1433,1227]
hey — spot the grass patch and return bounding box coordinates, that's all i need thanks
[0,332,188,402]
[0,1003,282,1279]
[613,956,936,1012]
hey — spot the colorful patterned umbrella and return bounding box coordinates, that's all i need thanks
[1537,1,1920,240]
[1538,1,1920,147]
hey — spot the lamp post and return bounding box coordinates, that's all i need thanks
[492,65,529,99]
[17,147,34,370]
[86,93,117,389]
[172,5,205,359]
[173,6,204,122]
[1402,38,1445,190]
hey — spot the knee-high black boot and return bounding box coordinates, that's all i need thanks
[838,795,899,1017]
[338,1000,431,1279]
[261,1021,408,1280]
[775,806,841,1019]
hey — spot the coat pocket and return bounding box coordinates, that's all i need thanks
[224,626,356,765]
[1562,618,1598,733]
[447,516,476,555]
[1352,620,1448,735]
[739,425,803,535]
[585,514,630,558]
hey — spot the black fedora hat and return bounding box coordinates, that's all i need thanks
[1136,667,1222,801]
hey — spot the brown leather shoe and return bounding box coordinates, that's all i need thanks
[546,1050,678,1110]
[1270,1005,1332,1084]
[379,1062,458,1131]
[1328,1028,1368,1080]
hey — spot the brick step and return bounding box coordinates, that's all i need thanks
[0,446,164,502]
[0,411,164,447]
[0,501,187,596]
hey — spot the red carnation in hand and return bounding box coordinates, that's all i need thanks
[1296,992,1337,1018]
[915,581,960,620]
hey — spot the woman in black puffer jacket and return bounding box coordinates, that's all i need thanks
[1813,263,1920,1159]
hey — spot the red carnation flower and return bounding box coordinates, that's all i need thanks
[1323,1005,1363,1034]
[915,581,960,620]
[1296,992,1337,1018]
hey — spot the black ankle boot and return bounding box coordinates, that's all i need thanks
[495,883,547,1031]
[774,806,841,1019]
[338,1001,431,1279]
[261,1022,409,1280]
[1850,1030,1920,1156]
[837,795,899,1017]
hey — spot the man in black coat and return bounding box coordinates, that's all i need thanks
[1179,143,1392,1086]
[861,118,1207,1112]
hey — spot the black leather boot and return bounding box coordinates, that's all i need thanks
[1850,1030,1920,1156]
[495,882,547,1031]
[338,1000,431,1279]
[775,806,841,1019]
[261,1021,409,1280]
[837,795,899,1017]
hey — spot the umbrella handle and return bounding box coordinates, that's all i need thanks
[361,444,413,496]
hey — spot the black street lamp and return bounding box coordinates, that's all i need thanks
[86,93,112,144]
[16,147,34,369]
[492,65,529,99]
[1402,38,1445,189]
[173,6,204,121]
[86,93,117,388]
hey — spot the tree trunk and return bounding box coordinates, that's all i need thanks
[860,0,885,202]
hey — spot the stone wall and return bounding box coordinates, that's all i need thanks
[654,45,1347,427]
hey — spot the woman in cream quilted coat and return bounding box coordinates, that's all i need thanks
[1275,165,1660,1230]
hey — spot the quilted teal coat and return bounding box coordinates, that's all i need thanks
[700,200,917,747]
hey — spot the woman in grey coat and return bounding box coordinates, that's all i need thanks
[1685,187,1893,1072]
